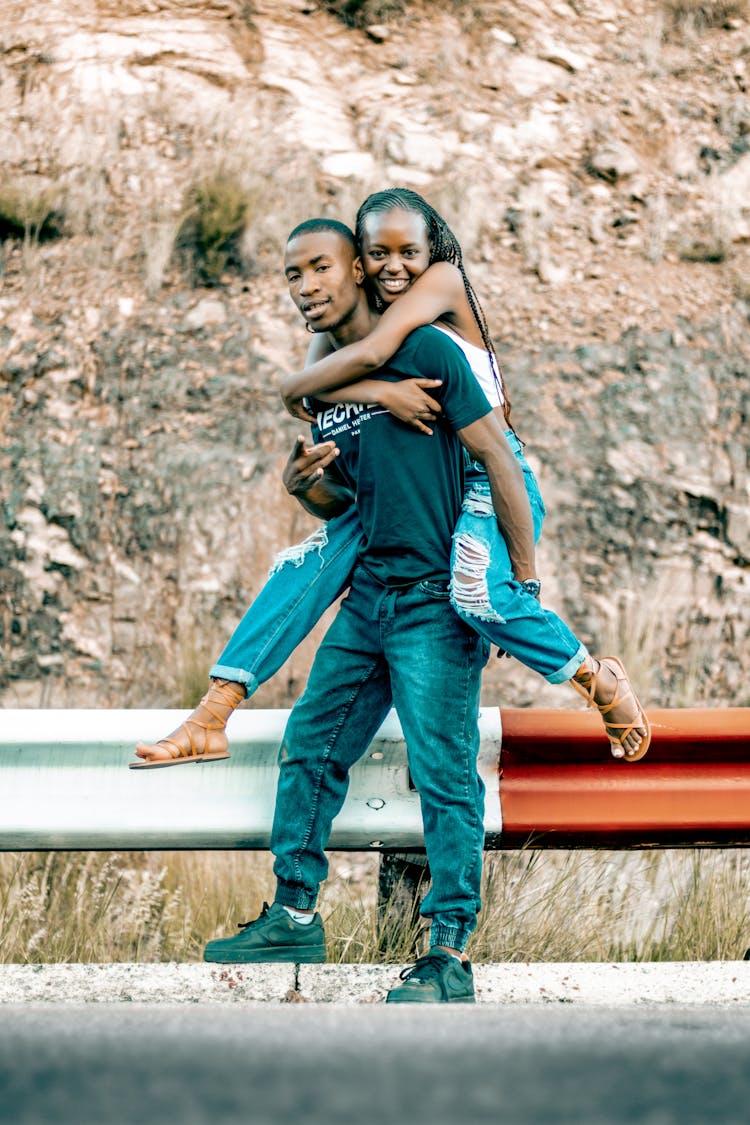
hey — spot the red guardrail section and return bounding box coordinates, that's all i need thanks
[498,708,750,848]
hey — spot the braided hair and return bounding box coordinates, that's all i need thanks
[355,187,512,427]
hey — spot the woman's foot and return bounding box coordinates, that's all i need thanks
[571,656,651,761]
[131,678,244,768]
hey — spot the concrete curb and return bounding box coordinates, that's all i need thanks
[0,962,749,1005]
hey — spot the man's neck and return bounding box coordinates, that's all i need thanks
[329,301,380,349]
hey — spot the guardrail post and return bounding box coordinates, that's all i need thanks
[377,852,430,951]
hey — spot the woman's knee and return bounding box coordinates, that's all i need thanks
[450,531,514,625]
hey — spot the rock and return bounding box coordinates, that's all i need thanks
[495,54,568,97]
[536,259,570,285]
[321,151,376,178]
[258,17,357,154]
[490,28,517,46]
[54,18,248,103]
[718,152,750,239]
[384,127,458,173]
[726,504,749,554]
[491,107,560,158]
[587,142,640,182]
[183,299,227,331]
[384,165,433,186]
[538,42,591,73]
[365,25,390,42]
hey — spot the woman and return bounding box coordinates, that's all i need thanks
[133,189,649,767]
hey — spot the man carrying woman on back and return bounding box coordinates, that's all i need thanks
[133,187,650,772]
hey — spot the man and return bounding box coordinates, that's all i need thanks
[203,219,538,1003]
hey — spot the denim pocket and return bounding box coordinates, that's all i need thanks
[417,579,452,600]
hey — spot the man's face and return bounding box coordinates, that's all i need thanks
[284,231,364,333]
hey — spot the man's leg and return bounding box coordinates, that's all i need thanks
[271,573,393,910]
[382,581,488,1002]
[204,571,393,963]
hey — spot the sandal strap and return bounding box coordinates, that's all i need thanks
[572,658,628,716]
[152,681,243,760]
[156,733,192,760]
[572,656,651,760]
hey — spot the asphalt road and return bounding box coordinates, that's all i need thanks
[1,1003,749,1125]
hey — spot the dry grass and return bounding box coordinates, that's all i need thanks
[321,0,407,28]
[2,848,749,965]
[0,180,64,241]
[663,0,748,33]
[0,852,275,964]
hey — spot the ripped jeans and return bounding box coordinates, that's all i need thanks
[210,505,363,696]
[450,432,587,684]
[210,431,587,695]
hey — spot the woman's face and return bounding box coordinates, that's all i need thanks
[359,208,431,307]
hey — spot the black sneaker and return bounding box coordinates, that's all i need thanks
[203,902,326,964]
[385,949,475,1004]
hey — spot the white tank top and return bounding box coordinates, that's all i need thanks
[433,323,504,409]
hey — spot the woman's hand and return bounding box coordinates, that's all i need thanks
[380,378,443,435]
[283,391,317,424]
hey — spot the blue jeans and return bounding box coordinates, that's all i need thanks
[211,505,363,695]
[450,433,588,684]
[270,567,489,952]
[211,433,586,693]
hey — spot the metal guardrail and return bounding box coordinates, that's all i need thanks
[500,707,750,847]
[2,706,750,852]
[0,708,502,851]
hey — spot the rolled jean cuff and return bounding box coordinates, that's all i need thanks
[274,881,318,912]
[207,665,259,699]
[546,642,589,685]
[430,923,470,953]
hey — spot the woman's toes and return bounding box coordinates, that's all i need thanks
[134,741,171,762]
[624,731,644,756]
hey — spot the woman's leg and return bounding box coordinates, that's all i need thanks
[132,507,364,766]
[450,438,650,761]
[210,505,364,693]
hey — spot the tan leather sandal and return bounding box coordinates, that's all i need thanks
[130,678,244,769]
[571,656,651,762]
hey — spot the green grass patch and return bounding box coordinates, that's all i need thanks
[177,171,254,284]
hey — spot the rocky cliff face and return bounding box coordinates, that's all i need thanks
[1,0,748,710]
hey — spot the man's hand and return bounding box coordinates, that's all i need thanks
[283,436,340,496]
[380,378,443,435]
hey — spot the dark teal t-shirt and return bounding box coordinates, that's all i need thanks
[311,325,493,587]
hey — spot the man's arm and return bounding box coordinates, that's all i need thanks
[457,413,538,583]
[282,436,354,520]
[407,330,538,583]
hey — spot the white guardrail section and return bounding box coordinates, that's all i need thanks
[0,708,503,851]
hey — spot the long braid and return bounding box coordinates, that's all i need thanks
[355,187,513,429]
